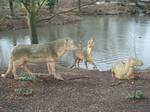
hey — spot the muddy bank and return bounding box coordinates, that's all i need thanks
[81,2,150,15]
[0,64,150,112]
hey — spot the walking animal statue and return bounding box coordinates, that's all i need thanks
[70,37,97,69]
[111,57,143,80]
[1,38,77,80]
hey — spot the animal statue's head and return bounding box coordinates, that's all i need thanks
[128,57,144,67]
[64,38,78,51]
[87,37,95,48]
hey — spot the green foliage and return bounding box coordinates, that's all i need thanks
[128,90,144,99]
[18,74,38,81]
[15,73,36,96]
[15,88,33,96]
[47,0,56,12]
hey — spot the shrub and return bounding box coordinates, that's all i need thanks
[18,74,38,81]
[15,88,33,96]
[128,90,144,99]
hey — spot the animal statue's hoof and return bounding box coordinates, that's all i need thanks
[54,74,64,80]
[69,65,75,69]
[93,66,98,70]
[1,74,7,78]
[127,75,135,80]
[14,75,19,80]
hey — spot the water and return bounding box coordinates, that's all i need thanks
[0,15,150,71]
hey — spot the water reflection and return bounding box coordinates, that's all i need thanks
[0,15,150,71]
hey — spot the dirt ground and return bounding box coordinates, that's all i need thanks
[0,64,150,112]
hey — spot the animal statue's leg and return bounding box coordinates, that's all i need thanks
[49,62,64,80]
[1,69,11,78]
[111,71,116,81]
[92,62,97,69]
[84,61,88,69]
[24,66,33,74]
[12,62,19,79]
[1,57,13,78]
[127,68,134,80]
[77,59,81,68]
[47,63,52,75]
[111,65,116,81]
[22,63,33,75]
[70,58,78,68]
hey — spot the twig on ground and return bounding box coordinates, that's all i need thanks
[110,81,123,87]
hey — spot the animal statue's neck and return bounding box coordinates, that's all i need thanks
[87,46,93,55]
[52,41,67,59]
[56,48,66,58]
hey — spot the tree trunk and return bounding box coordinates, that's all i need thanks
[28,12,38,44]
[78,0,81,12]
[9,0,14,16]
[56,0,59,8]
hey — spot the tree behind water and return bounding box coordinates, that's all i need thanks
[19,0,56,44]
[9,0,15,16]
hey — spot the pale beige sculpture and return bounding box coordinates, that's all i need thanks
[1,38,77,80]
[70,37,97,69]
[111,57,143,80]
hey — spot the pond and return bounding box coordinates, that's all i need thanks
[0,15,150,71]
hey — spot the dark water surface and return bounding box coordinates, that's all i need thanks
[0,15,150,71]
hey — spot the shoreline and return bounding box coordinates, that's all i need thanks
[0,14,149,33]
[0,3,150,32]
[0,14,82,32]
[0,64,150,77]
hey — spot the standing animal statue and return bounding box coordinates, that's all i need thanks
[1,38,77,80]
[70,37,97,69]
[111,57,143,80]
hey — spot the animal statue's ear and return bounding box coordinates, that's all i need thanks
[90,37,94,41]
[88,36,94,45]
[90,37,95,42]
[64,38,69,48]
[65,38,69,43]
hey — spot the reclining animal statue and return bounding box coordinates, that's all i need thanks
[70,37,97,69]
[111,57,143,80]
[1,38,77,80]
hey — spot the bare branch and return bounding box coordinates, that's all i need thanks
[38,1,96,22]
[36,0,47,14]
